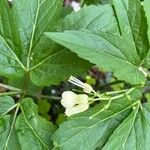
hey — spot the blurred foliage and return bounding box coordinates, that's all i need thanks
[38,99,51,120]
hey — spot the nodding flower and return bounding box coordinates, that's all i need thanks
[68,76,94,93]
[61,91,89,116]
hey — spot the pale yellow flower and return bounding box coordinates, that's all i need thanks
[61,91,89,116]
[61,91,77,108]
[65,104,89,116]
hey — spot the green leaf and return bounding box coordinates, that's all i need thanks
[102,103,150,150]
[0,0,90,86]
[30,45,91,86]
[143,0,150,68]
[144,0,150,42]
[38,99,51,120]
[45,30,145,84]
[0,96,16,117]
[16,98,56,150]
[0,0,25,79]
[143,50,150,69]
[113,0,149,59]
[61,4,118,33]
[52,89,141,150]
[13,0,62,50]
[0,115,21,150]
[45,0,148,84]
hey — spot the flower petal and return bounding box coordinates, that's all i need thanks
[65,104,89,116]
[61,91,77,108]
[77,94,89,104]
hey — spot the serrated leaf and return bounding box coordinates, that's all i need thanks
[144,0,150,42]
[102,103,150,150]
[0,96,16,117]
[52,89,141,150]
[143,0,150,69]
[61,4,118,33]
[0,0,25,79]
[0,0,90,86]
[30,46,91,86]
[13,0,62,50]
[16,98,56,150]
[0,115,21,150]
[45,0,148,84]
[113,0,149,59]
[45,30,145,84]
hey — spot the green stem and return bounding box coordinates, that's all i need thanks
[36,94,61,100]
[0,83,21,91]
[99,80,124,89]
[91,88,135,102]
[105,89,128,95]
[0,91,22,96]
[89,100,139,119]
[22,72,30,97]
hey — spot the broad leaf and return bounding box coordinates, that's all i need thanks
[52,89,142,150]
[0,0,90,86]
[102,103,150,150]
[61,4,118,33]
[0,96,16,117]
[16,98,56,150]
[113,0,149,59]
[143,0,150,68]
[45,30,145,84]
[13,0,62,50]
[45,0,148,84]
[0,115,21,150]
[0,0,25,79]
[144,0,150,42]
[30,45,91,86]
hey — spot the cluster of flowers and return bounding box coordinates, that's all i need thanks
[61,76,94,116]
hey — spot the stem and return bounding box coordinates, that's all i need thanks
[105,89,128,95]
[99,80,124,89]
[90,88,135,103]
[0,91,22,96]
[4,104,20,150]
[22,72,30,97]
[35,94,61,101]
[89,100,139,119]
[0,83,21,91]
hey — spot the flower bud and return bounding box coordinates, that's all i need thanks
[83,83,93,93]
[68,76,94,93]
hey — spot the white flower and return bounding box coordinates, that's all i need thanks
[61,91,89,116]
[65,104,89,116]
[77,94,89,104]
[61,91,77,108]
[68,76,94,93]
